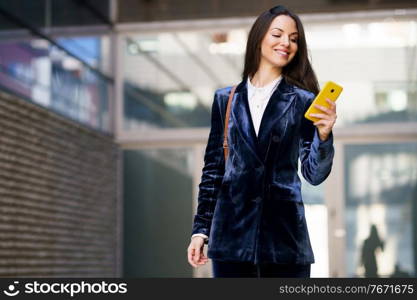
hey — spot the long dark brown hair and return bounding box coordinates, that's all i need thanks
[242,5,319,95]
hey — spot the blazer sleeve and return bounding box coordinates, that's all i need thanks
[191,90,225,243]
[299,94,335,186]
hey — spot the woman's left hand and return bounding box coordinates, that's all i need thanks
[309,98,337,141]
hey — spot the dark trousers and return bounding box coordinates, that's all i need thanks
[212,259,311,278]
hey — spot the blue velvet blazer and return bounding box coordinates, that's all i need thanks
[191,77,335,265]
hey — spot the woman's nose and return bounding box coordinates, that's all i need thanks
[280,36,290,47]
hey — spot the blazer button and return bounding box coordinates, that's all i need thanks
[252,196,262,203]
[272,135,280,143]
[256,166,264,172]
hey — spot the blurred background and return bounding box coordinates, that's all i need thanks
[0,0,416,278]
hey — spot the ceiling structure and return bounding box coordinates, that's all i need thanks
[117,0,417,23]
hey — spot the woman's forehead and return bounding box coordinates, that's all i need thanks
[269,15,298,34]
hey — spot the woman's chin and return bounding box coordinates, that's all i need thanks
[262,56,293,69]
[272,61,291,68]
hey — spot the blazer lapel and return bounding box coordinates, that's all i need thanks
[257,78,296,161]
[231,77,296,165]
[231,79,261,164]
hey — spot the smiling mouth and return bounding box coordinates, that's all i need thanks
[275,50,289,57]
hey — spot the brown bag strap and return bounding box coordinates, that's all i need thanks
[223,85,237,162]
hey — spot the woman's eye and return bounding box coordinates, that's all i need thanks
[272,35,297,43]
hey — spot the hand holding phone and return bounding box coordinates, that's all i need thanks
[304,81,343,122]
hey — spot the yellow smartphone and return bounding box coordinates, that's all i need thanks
[304,81,343,122]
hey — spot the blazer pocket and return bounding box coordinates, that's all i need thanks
[268,183,301,203]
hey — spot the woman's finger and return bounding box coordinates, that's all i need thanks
[313,104,332,114]
[313,119,331,127]
[193,247,201,265]
[326,98,336,111]
[197,258,208,265]
[309,113,331,120]
[188,247,197,268]
[197,249,208,264]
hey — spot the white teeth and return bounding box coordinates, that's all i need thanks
[276,50,288,55]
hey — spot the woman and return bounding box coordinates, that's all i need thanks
[187,5,337,278]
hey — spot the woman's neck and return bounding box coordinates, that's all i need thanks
[250,64,282,88]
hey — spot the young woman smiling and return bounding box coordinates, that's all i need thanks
[187,5,337,278]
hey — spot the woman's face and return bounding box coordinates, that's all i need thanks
[260,14,298,69]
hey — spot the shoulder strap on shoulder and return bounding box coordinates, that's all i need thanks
[223,85,237,162]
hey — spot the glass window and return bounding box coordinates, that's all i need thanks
[123,147,195,277]
[306,19,417,125]
[0,0,111,29]
[55,35,111,76]
[123,18,417,132]
[123,30,245,130]
[0,38,111,132]
[344,142,417,277]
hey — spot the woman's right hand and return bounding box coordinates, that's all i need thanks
[187,237,209,268]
